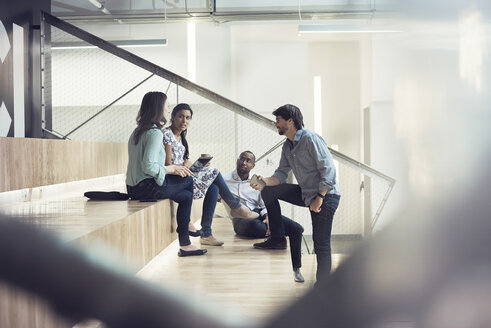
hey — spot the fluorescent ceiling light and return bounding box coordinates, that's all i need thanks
[298,25,402,34]
[51,39,167,50]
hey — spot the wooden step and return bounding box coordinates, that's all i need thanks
[0,177,204,328]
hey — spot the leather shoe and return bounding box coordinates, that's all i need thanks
[293,268,305,283]
[189,229,203,237]
[253,237,287,249]
[200,235,224,246]
[230,205,260,219]
[177,248,207,257]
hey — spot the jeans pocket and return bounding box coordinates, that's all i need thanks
[323,197,339,214]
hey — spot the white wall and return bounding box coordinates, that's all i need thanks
[58,1,491,238]
[75,21,189,77]
[368,4,491,230]
[70,21,225,99]
[70,21,363,157]
[230,24,362,157]
[310,41,361,159]
[55,20,381,236]
[368,34,408,230]
[230,25,311,117]
[196,22,232,98]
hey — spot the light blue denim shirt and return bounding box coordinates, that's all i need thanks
[126,126,167,187]
[273,128,340,206]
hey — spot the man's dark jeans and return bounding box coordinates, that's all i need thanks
[127,175,193,246]
[201,172,241,238]
[233,212,304,269]
[261,184,340,282]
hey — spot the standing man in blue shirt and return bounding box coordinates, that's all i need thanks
[251,104,341,283]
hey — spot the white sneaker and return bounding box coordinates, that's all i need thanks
[293,268,305,283]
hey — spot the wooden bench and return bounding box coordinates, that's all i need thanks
[0,137,203,328]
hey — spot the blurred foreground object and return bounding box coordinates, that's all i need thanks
[0,215,232,328]
[264,170,491,328]
[2,170,491,327]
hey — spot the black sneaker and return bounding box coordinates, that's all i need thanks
[253,237,287,249]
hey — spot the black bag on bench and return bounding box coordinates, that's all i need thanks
[84,191,130,200]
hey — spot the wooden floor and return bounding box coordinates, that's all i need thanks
[0,191,349,327]
[137,216,349,326]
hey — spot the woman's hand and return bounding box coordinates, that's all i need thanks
[183,159,193,168]
[167,165,193,177]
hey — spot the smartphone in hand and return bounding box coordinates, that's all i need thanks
[189,155,213,173]
[250,174,266,190]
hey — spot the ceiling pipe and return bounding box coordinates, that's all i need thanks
[58,9,386,24]
[87,0,111,15]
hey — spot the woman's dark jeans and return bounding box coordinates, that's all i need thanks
[200,172,241,237]
[127,175,193,246]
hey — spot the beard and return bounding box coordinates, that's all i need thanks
[277,127,285,135]
[237,166,248,175]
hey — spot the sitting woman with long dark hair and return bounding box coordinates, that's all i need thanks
[163,103,259,247]
[126,92,206,257]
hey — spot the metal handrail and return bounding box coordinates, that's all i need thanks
[43,11,395,183]
[255,139,395,185]
[43,11,395,232]
[62,73,155,139]
[255,139,396,233]
[42,12,276,132]
[255,138,286,163]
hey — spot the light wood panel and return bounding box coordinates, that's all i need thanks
[75,198,203,272]
[75,200,175,271]
[0,137,128,192]
[2,194,204,270]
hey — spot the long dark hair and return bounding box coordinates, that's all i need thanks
[133,91,168,145]
[171,103,193,160]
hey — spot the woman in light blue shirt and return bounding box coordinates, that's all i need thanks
[126,91,206,257]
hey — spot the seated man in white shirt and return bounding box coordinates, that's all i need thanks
[222,151,305,283]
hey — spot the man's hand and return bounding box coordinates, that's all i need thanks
[309,196,323,213]
[263,214,271,236]
[250,175,266,191]
[250,176,281,190]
